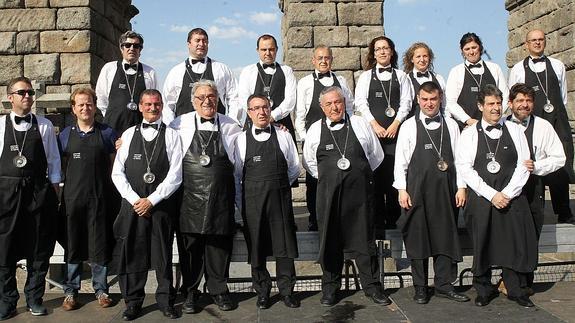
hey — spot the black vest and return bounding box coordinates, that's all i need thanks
[305,72,342,131]
[175,58,226,117]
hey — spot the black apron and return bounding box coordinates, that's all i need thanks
[523,57,575,182]
[304,72,342,131]
[62,123,113,264]
[456,63,496,129]
[464,123,538,274]
[179,116,235,235]
[407,71,441,118]
[0,116,57,265]
[396,118,461,261]
[241,127,298,267]
[175,58,226,117]
[103,61,146,134]
[367,67,400,155]
[315,117,376,264]
[113,124,175,274]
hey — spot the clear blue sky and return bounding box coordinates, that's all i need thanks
[130,0,509,87]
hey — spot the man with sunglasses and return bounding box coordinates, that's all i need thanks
[96,31,158,134]
[0,77,61,319]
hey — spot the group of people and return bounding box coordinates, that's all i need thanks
[0,26,572,321]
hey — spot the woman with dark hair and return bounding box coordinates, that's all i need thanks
[402,42,446,117]
[445,32,508,129]
[355,36,413,233]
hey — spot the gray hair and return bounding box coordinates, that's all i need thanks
[119,31,144,47]
[319,86,344,105]
[191,79,218,98]
[313,44,333,57]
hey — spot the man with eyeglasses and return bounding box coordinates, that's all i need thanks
[238,34,297,142]
[0,77,61,319]
[163,28,240,125]
[169,80,241,314]
[96,31,158,134]
[233,95,300,309]
[295,45,354,231]
[508,29,575,225]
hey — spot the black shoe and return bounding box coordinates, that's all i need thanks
[508,295,535,307]
[558,216,575,224]
[182,292,199,314]
[320,293,337,307]
[435,289,470,302]
[256,294,270,309]
[282,295,300,308]
[162,306,179,319]
[122,305,141,321]
[0,308,16,321]
[213,293,235,311]
[413,286,429,304]
[367,289,392,305]
[475,292,498,307]
[27,303,47,316]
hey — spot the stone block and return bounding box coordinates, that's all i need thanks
[46,84,70,94]
[286,26,313,48]
[0,0,23,8]
[40,30,92,53]
[360,46,369,70]
[284,48,313,71]
[336,70,355,91]
[0,55,23,84]
[553,48,575,70]
[507,5,532,31]
[57,7,91,30]
[349,26,383,46]
[338,2,382,26]
[530,0,558,20]
[24,53,59,83]
[286,3,336,27]
[558,5,574,29]
[0,32,16,54]
[71,83,92,92]
[60,53,92,84]
[507,28,525,50]
[314,26,348,47]
[104,2,126,29]
[505,46,525,67]
[293,71,311,82]
[92,12,116,43]
[25,0,48,7]
[331,47,360,70]
[0,8,55,31]
[50,0,104,15]
[16,31,39,53]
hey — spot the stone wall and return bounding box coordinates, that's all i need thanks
[0,0,137,101]
[279,0,384,90]
[506,0,575,124]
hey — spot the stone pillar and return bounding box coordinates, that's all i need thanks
[506,0,575,126]
[279,0,384,90]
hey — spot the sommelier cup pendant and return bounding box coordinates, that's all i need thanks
[437,159,448,171]
[487,159,501,174]
[385,106,396,118]
[13,155,27,168]
[127,101,138,111]
[199,153,211,167]
[337,157,350,170]
[143,168,156,184]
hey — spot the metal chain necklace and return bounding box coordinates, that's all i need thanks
[532,59,554,113]
[257,63,276,108]
[11,114,32,168]
[463,63,484,91]
[196,115,217,167]
[481,126,502,174]
[421,116,448,171]
[327,119,351,170]
[123,65,139,111]
[378,71,396,118]
[141,123,162,184]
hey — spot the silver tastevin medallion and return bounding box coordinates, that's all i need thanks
[487,159,501,174]
[268,97,274,109]
[337,157,350,170]
[127,101,138,111]
[437,159,448,172]
[199,154,211,167]
[385,106,396,118]
[13,155,27,168]
[543,101,554,113]
[143,168,156,184]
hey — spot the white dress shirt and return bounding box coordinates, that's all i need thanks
[508,56,567,107]
[95,60,157,117]
[303,115,384,179]
[169,111,242,164]
[112,119,182,206]
[409,69,447,113]
[455,119,530,202]
[233,125,301,210]
[237,62,297,126]
[393,112,465,190]
[162,57,240,125]
[445,60,509,123]
[295,71,354,141]
[505,115,566,176]
[355,64,413,124]
[0,113,61,183]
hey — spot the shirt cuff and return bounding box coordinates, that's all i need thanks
[147,193,162,206]
[126,191,141,205]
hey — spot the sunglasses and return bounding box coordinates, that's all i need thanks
[122,43,142,49]
[10,89,35,96]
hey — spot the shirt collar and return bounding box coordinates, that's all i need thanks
[481,118,502,130]
[142,119,162,126]
[465,59,483,66]
[418,111,440,122]
[376,63,392,70]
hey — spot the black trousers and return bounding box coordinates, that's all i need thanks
[251,257,296,297]
[119,268,175,309]
[545,168,573,220]
[305,172,318,227]
[0,258,50,311]
[474,268,528,298]
[411,255,454,292]
[374,156,400,228]
[321,249,380,297]
[179,233,232,296]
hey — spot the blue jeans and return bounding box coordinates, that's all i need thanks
[64,263,108,297]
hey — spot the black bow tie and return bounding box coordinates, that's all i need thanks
[531,57,546,64]
[317,72,331,79]
[468,63,482,69]
[142,123,159,129]
[512,118,528,127]
[425,115,441,124]
[416,71,429,78]
[329,119,345,127]
[200,117,215,124]
[486,123,502,131]
[262,63,275,69]
[378,67,392,73]
[255,127,271,135]
[14,114,31,125]
[124,63,138,70]
[191,58,204,64]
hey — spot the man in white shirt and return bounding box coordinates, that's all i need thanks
[508,29,574,224]
[162,28,240,125]
[95,31,157,134]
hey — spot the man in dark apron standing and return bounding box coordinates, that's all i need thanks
[111,89,182,320]
[303,86,391,307]
[234,95,300,309]
[58,88,117,311]
[170,80,241,314]
[455,84,537,308]
[0,77,61,319]
[394,82,469,304]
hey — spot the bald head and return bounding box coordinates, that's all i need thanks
[525,29,546,57]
